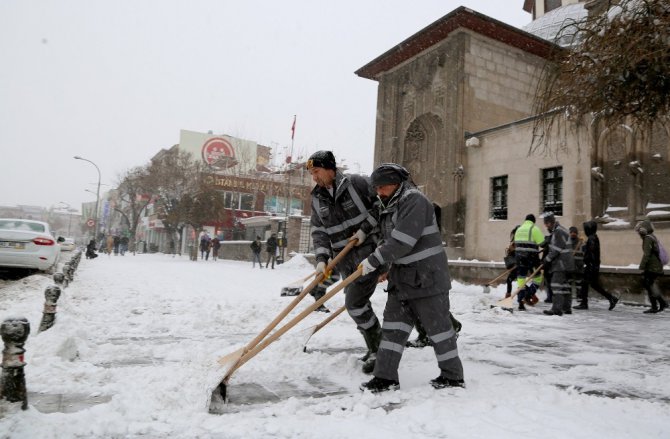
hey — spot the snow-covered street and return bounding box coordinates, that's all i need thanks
[0,253,668,438]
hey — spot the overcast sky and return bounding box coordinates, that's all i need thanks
[0,1,531,213]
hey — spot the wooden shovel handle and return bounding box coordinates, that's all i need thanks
[500,264,544,303]
[312,305,346,335]
[486,266,515,286]
[225,240,358,376]
[225,267,363,382]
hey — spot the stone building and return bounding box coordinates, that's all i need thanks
[356,1,670,267]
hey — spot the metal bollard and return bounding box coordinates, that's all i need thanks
[53,272,67,288]
[0,317,31,410]
[38,286,61,333]
[63,263,73,282]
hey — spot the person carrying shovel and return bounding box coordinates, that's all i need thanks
[513,214,545,311]
[359,163,464,393]
[307,150,382,374]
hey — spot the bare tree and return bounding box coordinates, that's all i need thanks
[115,166,152,253]
[532,0,670,153]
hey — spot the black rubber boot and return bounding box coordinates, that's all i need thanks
[658,297,668,312]
[360,321,382,374]
[430,376,465,389]
[573,301,588,310]
[644,297,659,314]
[608,296,619,311]
[360,377,399,393]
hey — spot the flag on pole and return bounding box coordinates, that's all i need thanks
[291,115,296,140]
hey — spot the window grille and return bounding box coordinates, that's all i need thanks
[541,167,563,216]
[491,175,508,220]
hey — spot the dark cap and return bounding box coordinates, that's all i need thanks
[543,213,556,223]
[306,150,336,170]
[370,163,410,187]
[569,226,578,234]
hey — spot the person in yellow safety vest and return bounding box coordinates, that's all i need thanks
[513,214,545,311]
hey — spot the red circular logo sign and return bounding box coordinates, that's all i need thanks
[86,219,96,228]
[202,137,238,170]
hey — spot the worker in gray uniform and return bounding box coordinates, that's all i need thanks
[307,150,382,373]
[359,163,464,393]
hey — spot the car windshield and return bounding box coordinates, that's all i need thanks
[0,220,46,233]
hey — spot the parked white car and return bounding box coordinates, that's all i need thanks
[60,237,76,251]
[0,219,63,272]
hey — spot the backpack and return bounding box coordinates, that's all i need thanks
[651,236,669,265]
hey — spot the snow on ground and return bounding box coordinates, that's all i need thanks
[0,253,668,438]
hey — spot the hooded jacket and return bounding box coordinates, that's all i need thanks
[366,181,450,300]
[582,220,601,272]
[638,219,664,274]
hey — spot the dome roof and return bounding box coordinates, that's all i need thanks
[523,3,588,47]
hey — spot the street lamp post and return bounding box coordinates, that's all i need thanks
[74,156,101,242]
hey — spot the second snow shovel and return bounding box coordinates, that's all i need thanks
[482,266,515,294]
[301,305,346,352]
[214,266,363,403]
[280,271,316,296]
[492,264,543,311]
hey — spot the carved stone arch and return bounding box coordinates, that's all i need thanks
[596,124,637,221]
[402,113,444,192]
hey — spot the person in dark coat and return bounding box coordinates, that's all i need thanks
[86,239,98,259]
[250,236,263,268]
[200,232,211,260]
[635,219,668,313]
[574,221,618,310]
[265,233,278,269]
[308,150,381,374]
[359,163,464,393]
[505,225,520,298]
[211,236,221,261]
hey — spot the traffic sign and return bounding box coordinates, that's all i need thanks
[86,219,96,228]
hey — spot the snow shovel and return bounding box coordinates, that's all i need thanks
[280,271,316,296]
[301,305,347,352]
[482,266,515,294]
[213,266,363,403]
[491,264,544,311]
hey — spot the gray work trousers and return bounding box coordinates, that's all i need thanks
[374,292,464,382]
[550,271,573,313]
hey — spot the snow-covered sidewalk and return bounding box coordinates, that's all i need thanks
[0,253,668,438]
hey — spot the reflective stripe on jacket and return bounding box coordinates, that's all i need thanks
[310,171,379,264]
[368,182,450,300]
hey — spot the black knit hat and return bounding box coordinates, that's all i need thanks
[370,163,410,187]
[306,150,336,170]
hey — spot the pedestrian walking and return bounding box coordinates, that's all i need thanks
[113,234,121,255]
[307,150,382,373]
[634,219,668,313]
[250,236,263,268]
[542,213,575,316]
[358,163,464,393]
[120,235,129,256]
[265,233,277,269]
[573,221,618,310]
[106,234,114,255]
[513,214,545,310]
[200,232,211,260]
[211,236,221,261]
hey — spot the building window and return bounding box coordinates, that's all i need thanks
[240,194,254,211]
[544,0,562,13]
[491,175,508,220]
[542,167,563,216]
